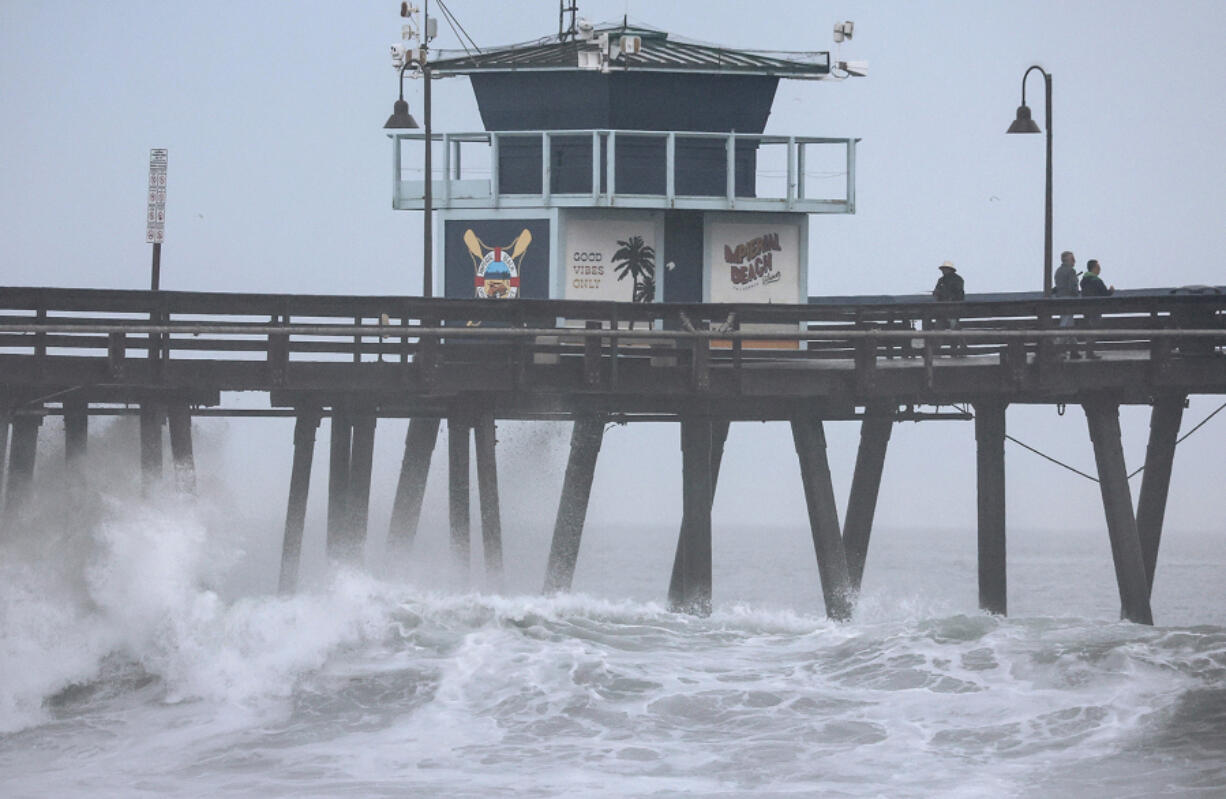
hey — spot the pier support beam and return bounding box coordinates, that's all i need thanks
[974,401,1008,616]
[448,414,472,576]
[64,400,88,470]
[843,407,894,591]
[386,417,440,557]
[1083,399,1154,625]
[474,413,504,587]
[543,415,605,594]
[325,408,352,561]
[672,416,717,615]
[0,407,9,509]
[344,413,377,563]
[4,412,42,524]
[791,416,853,621]
[1135,396,1184,594]
[139,402,163,493]
[166,405,195,494]
[279,410,320,594]
[669,419,728,613]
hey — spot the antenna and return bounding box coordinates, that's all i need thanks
[559,0,579,42]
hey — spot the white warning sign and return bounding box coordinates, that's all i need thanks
[146,148,167,243]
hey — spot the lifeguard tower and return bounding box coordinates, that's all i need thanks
[387,15,863,312]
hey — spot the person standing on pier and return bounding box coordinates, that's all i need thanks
[1053,250,1082,359]
[932,260,968,356]
[1079,259,1114,359]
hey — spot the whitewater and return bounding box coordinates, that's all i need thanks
[2,424,1224,797]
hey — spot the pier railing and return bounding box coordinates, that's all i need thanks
[388,129,857,213]
[0,288,1222,386]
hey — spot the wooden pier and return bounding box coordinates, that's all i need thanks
[1,285,1223,624]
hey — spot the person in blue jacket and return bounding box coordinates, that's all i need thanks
[1079,259,1114,359]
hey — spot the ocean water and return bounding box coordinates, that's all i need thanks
[2,442,1225,797]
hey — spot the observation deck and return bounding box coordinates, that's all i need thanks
[389,129,857,214]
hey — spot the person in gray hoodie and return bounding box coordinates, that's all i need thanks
[1053,250,1082,358]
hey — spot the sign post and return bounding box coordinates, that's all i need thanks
[146,148,167,290]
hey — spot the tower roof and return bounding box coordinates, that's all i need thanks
[429,22,831,79]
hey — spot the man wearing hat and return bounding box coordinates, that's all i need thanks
[932,260,967,355]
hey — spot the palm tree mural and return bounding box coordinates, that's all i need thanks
[611,235,656,303]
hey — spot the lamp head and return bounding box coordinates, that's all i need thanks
[1007,104,1041,134]
[384,98,419,129]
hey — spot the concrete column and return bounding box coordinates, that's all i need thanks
[325,408,352,561]
[4,412,42,524]
[1083,399,1154,625]
[448,415,471,576]
[139,402,163,494]
[342,413,377,564]
[1135,396,1184,595]
[974,401,1007,616]
[542,415,605,594]
[672,416,715,616]
[791,416,853,621]
[843,409,893,591]
[166,404,195,494]
[669,419,728,612]
[386,417,440,556]
[473,413,504,587]
[279,411,320,594]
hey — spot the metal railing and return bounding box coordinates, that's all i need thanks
[389,129,857,213]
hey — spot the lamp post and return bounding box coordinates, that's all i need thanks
[384,49,433,298]
[1007,65,1052,297]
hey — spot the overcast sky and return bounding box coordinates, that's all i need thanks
[3,2,1225,590]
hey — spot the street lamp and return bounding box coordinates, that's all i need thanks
[1007,65,1052,297]
[384,53,433,298]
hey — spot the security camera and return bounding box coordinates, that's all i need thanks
[839,60,868,77]
[833,20,854,43]
[391,42,407,68]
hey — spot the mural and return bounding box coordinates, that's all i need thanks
[444,218,550,300]
[611,235,657,303]
[707,221,802,304]
[563,217,659,303]
[464,228,531,300]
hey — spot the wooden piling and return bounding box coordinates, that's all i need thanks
[974,401,1007,616]
[542,415,605,594]
[448,415,472,575]
[843,407,893,591]
[673,416,716,615]
[473,413,504,586]
[279,410,320,594]
[139,402,163,493]
[1083,399,1154,625]
[325,408,352,561]
[166,404,195,494]
[669,419,728,612]
[790,416,853,621]
[1135,396,1184,594]
[386,417,441,555]
[64,400,88,471]
[4,412,42,523]
[344,413,377,563]
[0,407,9,509]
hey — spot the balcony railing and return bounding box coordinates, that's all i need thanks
[389,129,857,214]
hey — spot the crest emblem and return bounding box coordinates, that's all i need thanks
[463,228,532,299]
